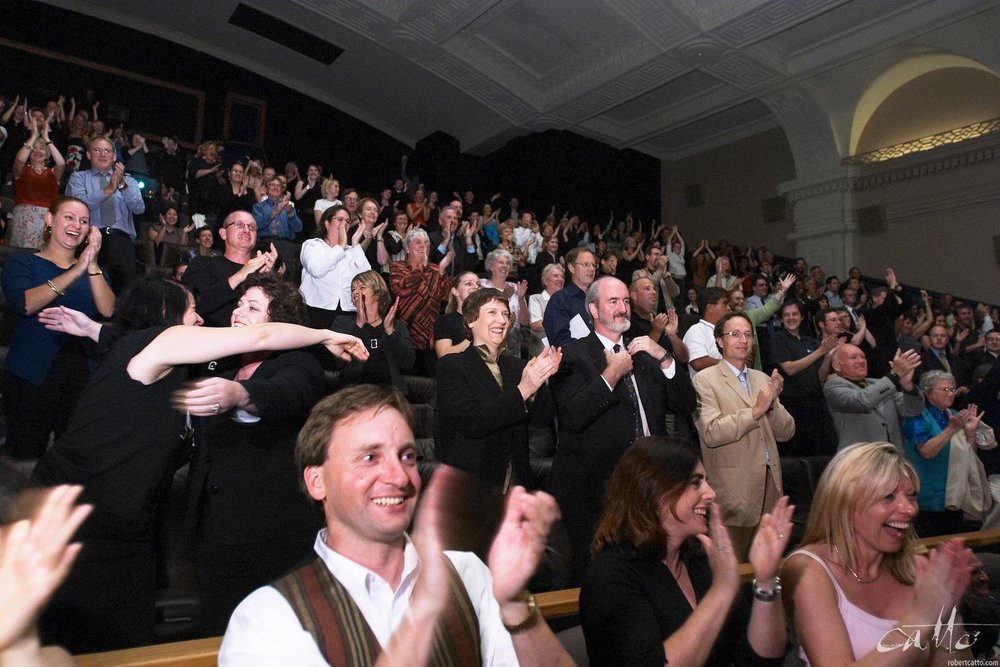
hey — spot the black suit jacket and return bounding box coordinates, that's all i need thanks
[548,332,696,525]
[185,351,325,544]
[435,346,552,489]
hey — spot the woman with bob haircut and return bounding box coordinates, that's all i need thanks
[331,269,414,390]
[435,288,559,491]
[782,441,976,666]
[581,436,793,667]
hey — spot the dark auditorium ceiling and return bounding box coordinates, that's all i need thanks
[37,0,1000,159]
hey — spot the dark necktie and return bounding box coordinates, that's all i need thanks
[100,173,116,228]
[613,344,643,437]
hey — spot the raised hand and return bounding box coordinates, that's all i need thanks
[324,332,369,363]
[697,502,739,596]
[911,538,974,623]
[383,297,399,335]
[0,485,92,650]
[37,306,101,341]
[748,496,794,582]
[488,486,561,605]
[518,346,562,398]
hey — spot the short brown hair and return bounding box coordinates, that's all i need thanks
[295,385,415,491]
[591,436,701,560]
[350,270,391,319]
[239,273,307,325]
[461,288,512,336]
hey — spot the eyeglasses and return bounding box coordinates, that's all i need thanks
[91,147,114,155]
[720,331,753,340]
[224,221,258,232]
[574,262,597,269]
[934,386,958,394]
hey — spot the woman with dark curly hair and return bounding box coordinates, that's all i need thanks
[176,273,335,634]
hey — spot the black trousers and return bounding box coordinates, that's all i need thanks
[98,228,138,295]
[2,343,89,459]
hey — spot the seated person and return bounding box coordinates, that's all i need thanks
[220,385,573,665]
[581,436,792,667]
[782,441,976,665]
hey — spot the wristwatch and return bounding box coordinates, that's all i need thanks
[752,576,782,602]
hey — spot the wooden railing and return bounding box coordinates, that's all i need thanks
[75,529,1000,666]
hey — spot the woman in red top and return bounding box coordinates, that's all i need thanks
[10,118,65,249]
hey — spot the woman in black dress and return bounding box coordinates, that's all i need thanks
[581,437,793,667]
[175,273,333,634]
[32,278,366,652]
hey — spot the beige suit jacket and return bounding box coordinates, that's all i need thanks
[693,362,795,527]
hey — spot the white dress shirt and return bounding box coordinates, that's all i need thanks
[299,239,371,311]
[220,531,518,666]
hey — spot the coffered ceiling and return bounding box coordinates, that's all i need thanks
[37,0,1000,160]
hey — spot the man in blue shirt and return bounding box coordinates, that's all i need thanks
[542,247,596,347]
[253,177,302,277]
[66,136,145,293]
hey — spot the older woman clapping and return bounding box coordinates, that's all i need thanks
[480,249,528,356]
[903,371,990,537]
[435,288,559,491]
[582,437,792,667]
[782,442,976,666]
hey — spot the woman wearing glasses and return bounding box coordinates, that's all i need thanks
[902,370,989,537]
[299,204,370,329]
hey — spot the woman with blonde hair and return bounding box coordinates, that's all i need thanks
[782,441,975,666]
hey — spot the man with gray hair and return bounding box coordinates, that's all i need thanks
[390,227,454,376]
[549,276,694,582]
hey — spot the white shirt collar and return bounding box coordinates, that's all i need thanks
[595,331,622,350]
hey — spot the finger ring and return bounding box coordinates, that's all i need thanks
[212,403,221,414]
[716,545,732,552]
[777,533,785,539]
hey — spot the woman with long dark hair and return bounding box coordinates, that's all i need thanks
[581,437,792,667]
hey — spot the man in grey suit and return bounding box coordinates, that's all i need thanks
[823,343,924,451]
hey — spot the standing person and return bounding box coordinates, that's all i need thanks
[581,437,792,667]
[435,271,480,358]
[528,263,565,355]
[543,247,598,347]
[175,274,330,635]
[693,312,795,560]
[480,249,529,357]
[293,163,322,223]
[9,118,65,249]
[770,300,841,456]
[824,345,925,451]
[549,277,693,583]
[390,228,453,376]
[299,205,371,329]
[65,136,145,294]
[902,371,989,537]
[215,162,255,222]
[312,177,341,229]
[1,196,114,461]
[183,210,278,327]
[435,288,559,491]
[253,177,303,276]
[186,141,222,219]
[32,280,367,653]
[146,204,193,267]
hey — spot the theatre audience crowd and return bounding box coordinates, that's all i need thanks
[2,88,1000,664]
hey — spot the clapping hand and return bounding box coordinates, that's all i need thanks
[748,496,794,583]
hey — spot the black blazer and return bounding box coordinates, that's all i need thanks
[435,346,552,490]
[548,332,696,524]
[185,350,326,545]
